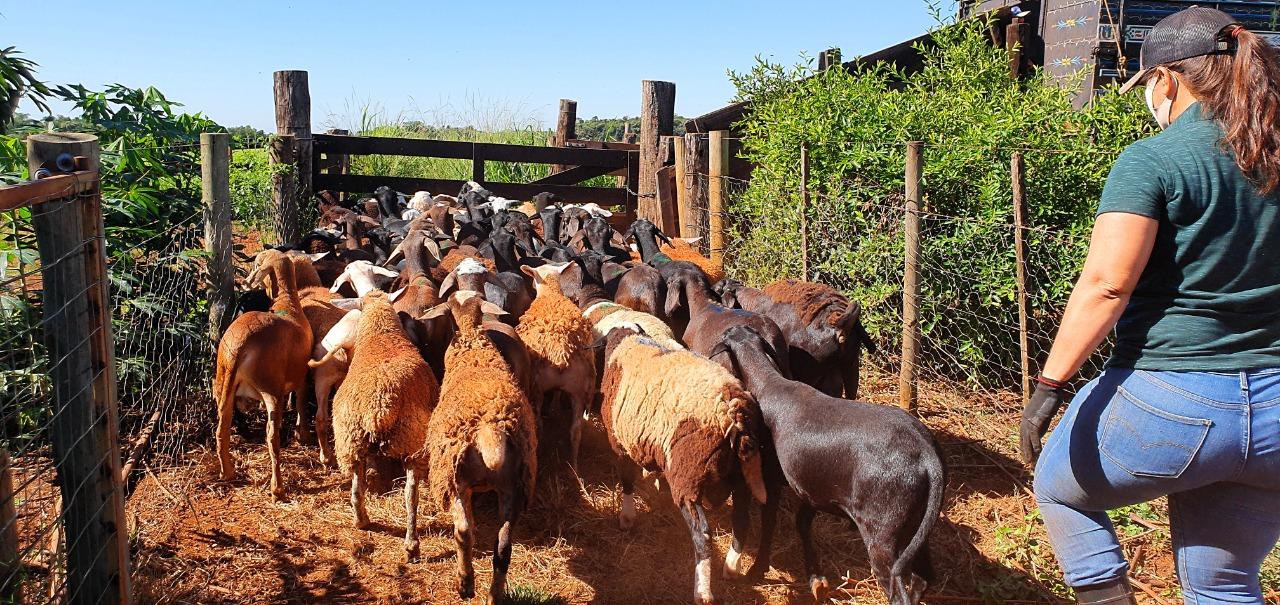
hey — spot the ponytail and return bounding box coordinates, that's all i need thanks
[1171,26,1280,194]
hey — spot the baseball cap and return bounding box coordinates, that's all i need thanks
[1118,6,1240,93]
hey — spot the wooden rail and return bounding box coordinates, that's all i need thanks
[0,170,98,212]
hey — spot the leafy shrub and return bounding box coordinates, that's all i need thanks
[728,13,1155,387]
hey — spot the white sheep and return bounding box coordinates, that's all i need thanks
[306,309,361,467]
[330,260,398,297]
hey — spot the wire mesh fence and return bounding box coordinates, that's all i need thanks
[684,140,1106,406]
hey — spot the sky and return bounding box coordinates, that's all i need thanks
[5,1,947,132]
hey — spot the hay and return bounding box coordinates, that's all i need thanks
[128,365,1188,604]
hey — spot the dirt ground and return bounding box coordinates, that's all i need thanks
[126,368,1270,605]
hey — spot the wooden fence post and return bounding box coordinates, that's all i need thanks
[324,128,350,202]
[201,133,234,346]
[683,133,709,251]
[1012,152,1032,405]
[673,137,690,238]
[819,47,842,71]
[800,142,811,281]
[551,99,577,174]
[1007,17,1028,79]
[273,70,311,244]
[639,80,676,226]
[708,130,730,264]
[900,141,923,414]
[0,447,17,601]
[27,133,130,604]
[269,135,298,246]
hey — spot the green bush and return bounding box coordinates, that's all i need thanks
[230,147,274,236]
[728,13,1155,387]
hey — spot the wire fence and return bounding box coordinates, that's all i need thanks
[682,140,1107,406]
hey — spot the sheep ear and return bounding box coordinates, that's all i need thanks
[566,230,586,251]
[386,241,406,266]
[389,287,408,303]
[679,237,702,245]
[480,301,508,317]
[307,252,330,262]
[610,229,626,248]
[423,238,442,262]
[330,271,350,293]
[655,229,673,246]
[330,298,363,311]
[438,271,458,298]
[664,278,686,318]
[372,266,399,278]
[835,302,862,342]
[519,264,540,283]
[333,348,350,364]
[418,302,450,321]
[358,215,380,228]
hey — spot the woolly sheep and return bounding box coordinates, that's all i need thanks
[305,308,361,467]
[421,293,537,602]
[329,291,439,560]
[599,327,768,605]
[515,263,596,464]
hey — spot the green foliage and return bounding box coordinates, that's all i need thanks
[575,115,688,141]
[729,13,1155,386]
[0,47,52,132]
[230,148,274,235]
[499,584,569,605]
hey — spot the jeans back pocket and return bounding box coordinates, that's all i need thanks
[1099,386,1212,478]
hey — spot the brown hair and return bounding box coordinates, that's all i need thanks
[1167,26,1280,194]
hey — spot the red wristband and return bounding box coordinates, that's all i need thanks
[1036,375,1070,389]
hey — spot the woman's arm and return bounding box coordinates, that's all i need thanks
[1041,212,1159,381]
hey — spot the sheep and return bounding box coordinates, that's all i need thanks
[421,292,537,602]
[707,325,944,605]
[663,268,792,380]
[330,260,399,298]
[305,307,361,466]
[599,326,768,605]
[213,250,314,500]
[327,291,439,560]
[439,257,532,325]
[661,238,725,283]
[514,262,596,464]
[408,190,433,212]
[717,278,875,399]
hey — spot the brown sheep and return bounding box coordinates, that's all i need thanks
[599,327,768,605]
[329,291,439,560]
[515,263,596,464]
[660,238,725,283]
[422,293,537,603]
[213,250,313,500]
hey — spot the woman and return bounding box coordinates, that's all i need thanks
[1021,7,1280,605]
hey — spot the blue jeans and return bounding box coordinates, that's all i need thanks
[1033,368,1280,604]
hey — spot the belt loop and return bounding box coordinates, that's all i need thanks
[1240,371,1249,396]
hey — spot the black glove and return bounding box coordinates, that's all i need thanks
[1019,377,1068,465]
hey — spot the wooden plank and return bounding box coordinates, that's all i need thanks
[0,171,97,212]
[900,141,923,414]
[655,165,678,234]
[551,99,577,173]
[625,150,640,224]
[532,164,618,186]
[314,173,628,206]
[682,133,709,251]
[314,134,629,168]
[673,137,690,238]
[563,139,639,151]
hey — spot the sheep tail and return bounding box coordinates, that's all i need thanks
[214,342,240,415]
[889,443,945,604]
[474,424,507,472]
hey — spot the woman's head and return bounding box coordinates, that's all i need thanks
[1122,8,1280,194]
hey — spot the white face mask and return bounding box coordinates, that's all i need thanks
[1144,72,1178,130]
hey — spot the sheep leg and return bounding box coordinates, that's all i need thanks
[490,489,523,604]
[263,393,286,501]
[350,459,370,529]
[724,485,752,578]
[797,504,828,602]
[216,396,236,482]
[402,466,419,561]
[451,492,476,600]
[745,484,781,579]
[568,390,588,467]
[314,378,336,468]
[616,458,642,530]
[679,501,716,605]
[293,385,315,445]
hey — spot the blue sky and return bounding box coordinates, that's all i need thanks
[6,1,948,131]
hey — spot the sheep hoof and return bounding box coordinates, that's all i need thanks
[354,516,371,530]
[457,575,475,599]
[295,428,317,446]
[404,541,420,562]
[271,487,287,502]
[809,575,829,602]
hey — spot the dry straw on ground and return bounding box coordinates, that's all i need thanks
[127,366,1233,604]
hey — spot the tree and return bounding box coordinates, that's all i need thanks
[0,47,51,134]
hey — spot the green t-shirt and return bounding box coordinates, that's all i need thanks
[1098,102,1280,371]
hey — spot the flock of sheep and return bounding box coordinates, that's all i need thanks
[211,183,947,605]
